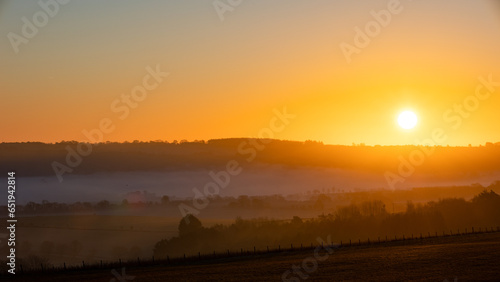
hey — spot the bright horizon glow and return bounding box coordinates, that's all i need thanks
[398,111,418,130]
[0,1,499,146]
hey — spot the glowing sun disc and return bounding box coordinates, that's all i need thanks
[398,111,418,129]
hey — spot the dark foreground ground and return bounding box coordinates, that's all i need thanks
[5,232,500,281]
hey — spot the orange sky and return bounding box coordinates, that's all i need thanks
[1,0,500,145]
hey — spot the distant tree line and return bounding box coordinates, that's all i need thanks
[2,196,170,215]
[154,190,500,258]
[1,139,500,180]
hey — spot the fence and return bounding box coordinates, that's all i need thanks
[4,225,500,276]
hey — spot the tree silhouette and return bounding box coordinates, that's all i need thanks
[161,195,170,205]
[179,214,203,237]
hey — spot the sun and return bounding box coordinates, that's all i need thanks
[397,111,418,129]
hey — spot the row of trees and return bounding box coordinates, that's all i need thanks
[2,139,500,178]
[154,190,500,258]
[6,193,327,215]
[7,196,170,214]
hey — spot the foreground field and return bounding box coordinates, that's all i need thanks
[7,231,500,281]
[10,215,233,265]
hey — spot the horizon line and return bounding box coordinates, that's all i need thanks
[1,138,500,148]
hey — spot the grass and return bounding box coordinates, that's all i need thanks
[6,230,500,281]
[12,215,234,265]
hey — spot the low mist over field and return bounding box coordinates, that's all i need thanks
[3,140,500,204]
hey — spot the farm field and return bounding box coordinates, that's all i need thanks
[8,231,500,281]
[10,215,233,265]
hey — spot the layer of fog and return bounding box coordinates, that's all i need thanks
[14,164,500,204]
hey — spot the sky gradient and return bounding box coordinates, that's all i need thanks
[1,0,500,145]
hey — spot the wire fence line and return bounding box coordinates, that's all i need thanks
[3,225,500,276]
